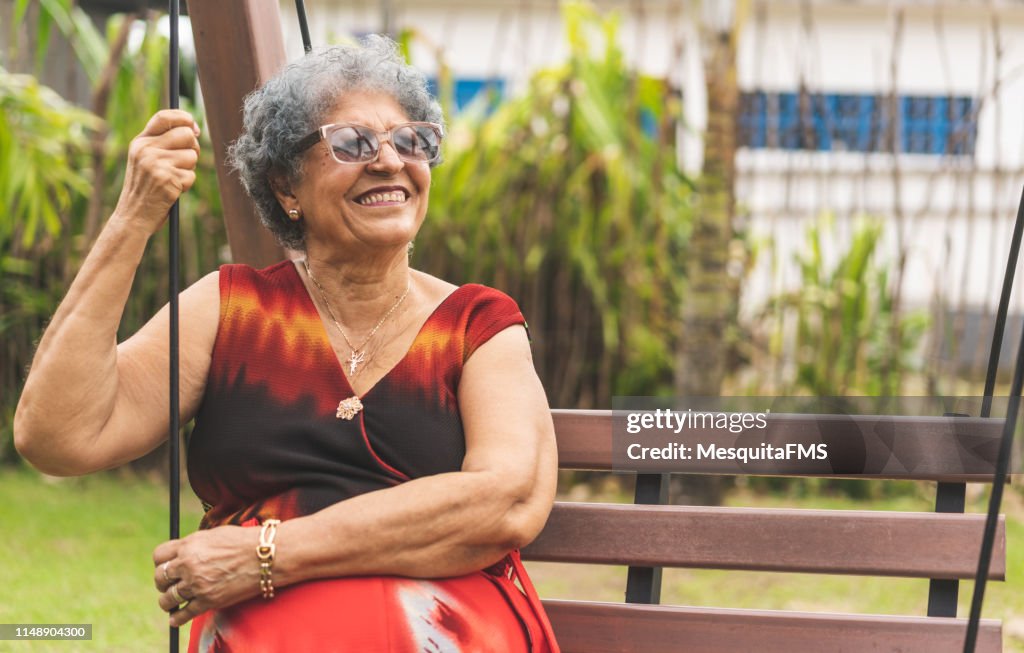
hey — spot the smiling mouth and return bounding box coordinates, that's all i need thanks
[356,189,409,206]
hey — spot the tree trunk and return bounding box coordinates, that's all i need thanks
[677,28,739,398]
[673,17,740,506]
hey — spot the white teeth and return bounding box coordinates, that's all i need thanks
[358,191,406,205]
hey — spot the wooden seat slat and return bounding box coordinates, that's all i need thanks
[522,502,1006,579]
[542,599,1004,653]
[552,409,1004,481]
[544,601,999,653]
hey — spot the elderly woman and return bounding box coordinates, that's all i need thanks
[14,38,559,652]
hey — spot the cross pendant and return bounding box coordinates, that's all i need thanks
[347,350,365,376]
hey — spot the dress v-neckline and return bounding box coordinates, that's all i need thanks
[288,261,464,401]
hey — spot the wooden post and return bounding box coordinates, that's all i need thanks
[188,0,287,267]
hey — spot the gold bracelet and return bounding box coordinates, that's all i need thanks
[257,519,281,599]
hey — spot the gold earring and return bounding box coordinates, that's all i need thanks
[288,209,301,221]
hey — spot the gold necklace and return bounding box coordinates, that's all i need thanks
[303,259,411,379]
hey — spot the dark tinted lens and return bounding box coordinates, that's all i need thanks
[327,126,377,162]
[393,125,441,162]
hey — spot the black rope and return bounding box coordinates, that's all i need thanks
[964,184,1024,652]
[980,186,1024,416]
[964,312,1023,651]
[163,6,308,649]
[167,1,181,651]
[295,0,313,53]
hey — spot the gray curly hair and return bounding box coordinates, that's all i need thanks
[228,36,444,251]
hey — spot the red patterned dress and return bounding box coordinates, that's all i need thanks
[185,261,558,653]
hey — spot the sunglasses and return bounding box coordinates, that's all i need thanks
[293,122,443,165]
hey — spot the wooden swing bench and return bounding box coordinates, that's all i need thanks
[522,409,1008,653]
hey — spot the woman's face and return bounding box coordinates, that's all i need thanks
[288,90,432,257]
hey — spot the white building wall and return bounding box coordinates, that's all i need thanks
[279,1,687,83]
[734,2,1024,320]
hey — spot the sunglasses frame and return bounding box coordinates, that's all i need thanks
[293,122,444,165]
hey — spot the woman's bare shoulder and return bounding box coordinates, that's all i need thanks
[410,269,459,306]
[187,268,221,302]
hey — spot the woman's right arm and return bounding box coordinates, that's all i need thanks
[14,110,219,476]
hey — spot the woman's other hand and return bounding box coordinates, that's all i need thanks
[114,109,201,234]
[153,525,261,627]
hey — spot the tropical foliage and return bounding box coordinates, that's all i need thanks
[749,216,929,396]
[1,2,226,463]
[0,67,99,460]
[416,3,693,407]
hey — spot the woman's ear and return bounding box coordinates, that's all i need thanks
[269,172,299,213]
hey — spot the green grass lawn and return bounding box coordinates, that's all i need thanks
[2,469,206,652]
[3,468,1022,651]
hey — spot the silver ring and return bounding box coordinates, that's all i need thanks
[170,584,188,605]
[161,562,172,584]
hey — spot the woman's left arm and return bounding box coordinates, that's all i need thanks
[154,324,558,625]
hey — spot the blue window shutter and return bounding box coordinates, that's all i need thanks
[737,90,976,156]
[426,77,506,114]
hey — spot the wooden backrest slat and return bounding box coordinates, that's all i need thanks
[552,409,1005,481]
[522,502,1006,579]
[541,600,1003,653]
